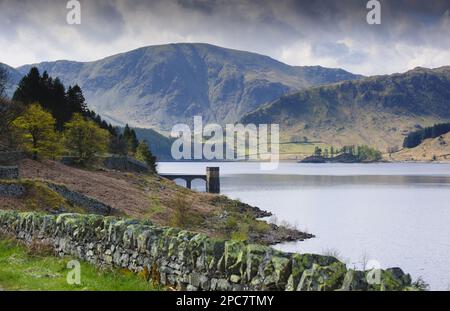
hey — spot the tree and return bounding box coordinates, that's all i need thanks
[1,68,24,151]
[0,100,25,151]
[123,124,139,155]
[63,113,110,165]
[0,66,7,99]
[109,134,128,155]
[136,141,157,172]
[314,146,322,157]
[12,68,117,136]
[356,145,382,162]
[51,78,70,130]
[12,103,63,160]
[13,67,42,105]
[403,123,450,148]
[66,85,87,114]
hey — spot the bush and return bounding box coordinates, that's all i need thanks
[356,145,382,162]
[169,194,200,229]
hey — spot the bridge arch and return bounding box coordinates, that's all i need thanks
[160,167,220,193]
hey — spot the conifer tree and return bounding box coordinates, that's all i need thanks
[0,66,7,99]
[123,124,139,155]
[136,141,157,172]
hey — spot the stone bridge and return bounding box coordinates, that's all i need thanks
[160,167,220,193]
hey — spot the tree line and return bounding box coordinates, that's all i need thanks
[0,67,156,171]
[314,144,382,162]
[403,123,450,149]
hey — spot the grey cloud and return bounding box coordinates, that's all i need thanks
[0,0,449,75]
[312,42,367,65]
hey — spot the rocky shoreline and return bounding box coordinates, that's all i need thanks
[250,223,315,245]
[213,196,315,245]
[300,153,363,164]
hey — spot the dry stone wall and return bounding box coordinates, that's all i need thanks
[0,166,19,179]
[0,211,417,291]
[0,152,24,165]
[46,183,112,215]
[0,183,26,197]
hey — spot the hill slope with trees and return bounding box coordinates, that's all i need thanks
[1,68,158,169]
[242,66,450,151]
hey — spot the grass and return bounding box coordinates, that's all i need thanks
[0,237,159,291]
[0,179,85,214]
[169,193,203,229]
[145,195,166,218]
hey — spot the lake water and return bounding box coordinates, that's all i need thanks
[158,162,450,290]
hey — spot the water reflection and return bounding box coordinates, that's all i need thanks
[222,174,450,190]
[159,162,450,290]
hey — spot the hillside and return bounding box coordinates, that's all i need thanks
[242,66,450,151]
[11,159,310,244]
[0,63,22,98]
[132,127,174,160]
[14,43,361,130]
[388,132,450,162]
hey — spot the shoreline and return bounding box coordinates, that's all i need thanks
[157,159,450,164]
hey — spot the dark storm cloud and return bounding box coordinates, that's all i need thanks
[0,0,449,75]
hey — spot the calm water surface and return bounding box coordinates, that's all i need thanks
[158,162,450,290]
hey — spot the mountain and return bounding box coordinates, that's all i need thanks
[15,43,361,130]
[0,63,22,98]
[242,66,450,151]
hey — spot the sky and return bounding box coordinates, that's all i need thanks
[0,0,449,76]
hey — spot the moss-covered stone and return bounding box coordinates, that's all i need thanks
[0,211,419,292]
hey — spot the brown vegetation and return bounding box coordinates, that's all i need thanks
[14,159,309,244]
[387,132,450,162]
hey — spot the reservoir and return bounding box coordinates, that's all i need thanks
[158,162,450,290]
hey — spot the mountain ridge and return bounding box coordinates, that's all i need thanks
[242,66,450,150]
[0,63,22,98]
[9,43,362,129]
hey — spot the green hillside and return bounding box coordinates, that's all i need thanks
[15,43,361,130]
[242,66,450,151]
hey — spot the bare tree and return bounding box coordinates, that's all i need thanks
[387,145,400,157]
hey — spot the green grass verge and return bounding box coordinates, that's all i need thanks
[0,238,159,291]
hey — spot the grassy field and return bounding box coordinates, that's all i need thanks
[0,238,158,291]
